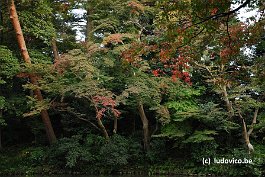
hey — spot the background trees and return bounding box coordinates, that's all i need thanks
[0,0,264,176]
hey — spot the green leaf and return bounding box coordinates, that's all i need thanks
[183,130,217,144]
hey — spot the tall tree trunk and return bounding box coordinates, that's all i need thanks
[9,0,57,144]
[86,4,93,42]
[138,101,150,151]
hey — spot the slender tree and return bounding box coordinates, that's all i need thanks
[9,0,56,144]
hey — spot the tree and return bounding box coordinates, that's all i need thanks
[9,0,57,144]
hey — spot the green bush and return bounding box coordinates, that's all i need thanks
[146,139,168,163]
[45,134,132,171]
[98,135,129,169]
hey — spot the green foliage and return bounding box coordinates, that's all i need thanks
[28,49,53,64]
[98,134,129,169]
[183,130,217,143]
[46,134,132,171]
[47,135,93,168]
[121,71,161,108]
[0,45,19,80]
[0,0,264,176]
[153,122,191,138]
[19,0,56,44]
[146,139,168,163]
[0,96,5,110]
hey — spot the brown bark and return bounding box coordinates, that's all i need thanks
[239,109,258,154]
[9,0,57,144]
[138,101,150,151]
[86,5,93,42]
[97,118,110,140]
[91,98,110,140]
[51,38,60,62]
[247,108,258,136]
[222,85,234,117]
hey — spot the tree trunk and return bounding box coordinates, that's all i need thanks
[97,118,109,140]
[222,85,234,117]
[86,4,93,42]
[138,101,150,151]
[113,116,117,134]
[9,0,57,144]
[51,37,60,62]
[239,110,258,154]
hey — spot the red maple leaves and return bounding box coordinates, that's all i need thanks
[211,8,218,15]
[122,41,192,85]
[219,23,246,63]
[92,96,121,119]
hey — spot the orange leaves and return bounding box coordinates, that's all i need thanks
[103,34,124,45]
[127,1,144,14]
[152,69,160,77]
[53,55,70,74]
[221,23,246,44]
[121,40,192,85]
[103,33,135,46]
[121,42,144,63]
[159,48,173,63]
[17,72,32,78]
[219,23,246,62]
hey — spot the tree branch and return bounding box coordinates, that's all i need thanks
[193,0,251,26]
[247,108,259,136]
[193,61,214,77]
[63,107,101,131]
[77,117,101,131]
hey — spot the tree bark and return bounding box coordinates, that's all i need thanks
[97,118,109,140]
[113,116,117,134]
[86,4,93,42]
[222,85,234,117]
[247,108,258,136]
[51,37,60,62]
[138,101,150,151]
[239,109,258,154]
[9,0,57,144]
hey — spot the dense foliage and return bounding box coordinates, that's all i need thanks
[0,0,264,176]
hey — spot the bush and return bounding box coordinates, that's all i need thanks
[146,139,168,163]
[46,134,131,171]
[98,134,129,169]
[46,135,93,169]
